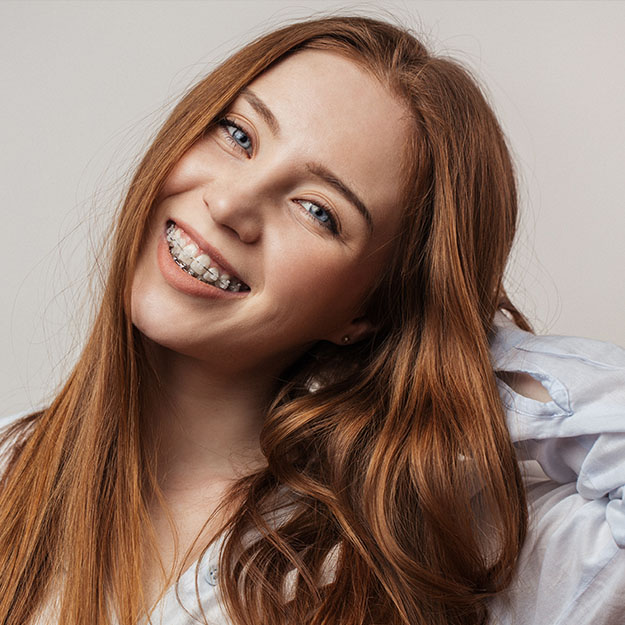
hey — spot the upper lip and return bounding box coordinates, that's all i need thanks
[168,217,248,286]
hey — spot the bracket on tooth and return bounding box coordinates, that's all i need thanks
[205,267,219,282]
[167,226,248,291]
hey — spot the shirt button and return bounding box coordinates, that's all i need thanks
[205,564,219,586]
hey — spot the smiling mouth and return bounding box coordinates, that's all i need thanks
[166,221,250,292]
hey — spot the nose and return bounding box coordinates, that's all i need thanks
[203,178,263,244]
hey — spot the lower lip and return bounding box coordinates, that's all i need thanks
[156,228,248,300]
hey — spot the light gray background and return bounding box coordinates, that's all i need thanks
[1,0,624,418]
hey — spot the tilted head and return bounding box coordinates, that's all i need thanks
[130,46,413,375]
[115,16,519,373]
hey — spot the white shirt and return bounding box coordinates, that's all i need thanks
[3,313,625,624]
[488,314,625,624]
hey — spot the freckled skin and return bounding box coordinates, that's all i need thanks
[131,50,411,377]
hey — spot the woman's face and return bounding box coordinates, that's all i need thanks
[131,49,411,376]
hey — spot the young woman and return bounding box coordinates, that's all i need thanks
[1,15,623,625]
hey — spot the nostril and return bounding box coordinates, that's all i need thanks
[235,222,262,245]
[202,190,263,244]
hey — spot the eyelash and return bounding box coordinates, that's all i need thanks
[217,117,340,235]
[296,199,339,235]
[218,118,253,156]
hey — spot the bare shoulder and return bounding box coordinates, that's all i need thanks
[495,371,554,403]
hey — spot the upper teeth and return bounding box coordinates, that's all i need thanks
[166,224,245,292]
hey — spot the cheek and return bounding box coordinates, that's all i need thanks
[157,144,211,199]
[130,243,162,330]
[268,244,376,325]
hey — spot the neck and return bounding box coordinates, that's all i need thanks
[143,342,281,495]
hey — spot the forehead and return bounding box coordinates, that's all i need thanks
[244,49,412,238]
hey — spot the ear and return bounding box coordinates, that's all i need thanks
[324,316,376,346]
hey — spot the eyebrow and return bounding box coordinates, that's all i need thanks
[240,88,374,233]
[241,88,280,135]
[305,163,373,233]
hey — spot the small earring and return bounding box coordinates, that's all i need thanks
[342,335,350,344]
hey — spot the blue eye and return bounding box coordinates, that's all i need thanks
[220,119,252,153]
[298,200,338,234]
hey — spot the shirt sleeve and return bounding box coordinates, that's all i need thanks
[488,320,625,624]
[489,462,625,625]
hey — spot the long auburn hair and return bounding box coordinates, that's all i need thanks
[0,16,529,625]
